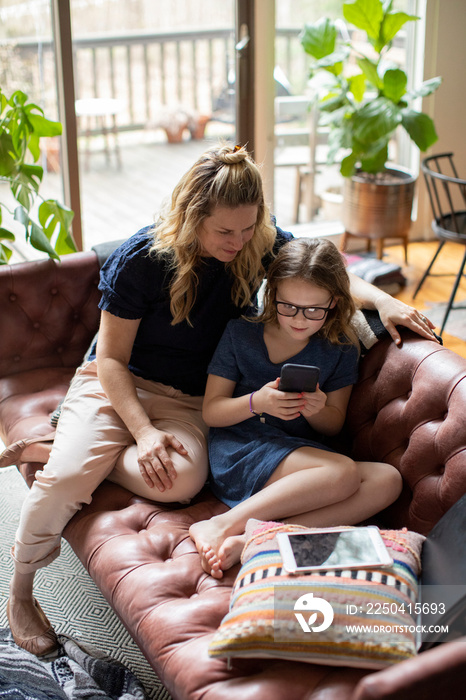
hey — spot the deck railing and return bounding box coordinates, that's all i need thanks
[3,27,307,134]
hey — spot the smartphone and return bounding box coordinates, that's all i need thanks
[279,363,320,393]
[277,526,393,573]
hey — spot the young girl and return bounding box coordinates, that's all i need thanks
[190,238,402,578]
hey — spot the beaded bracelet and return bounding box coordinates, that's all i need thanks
[249,391,265,423]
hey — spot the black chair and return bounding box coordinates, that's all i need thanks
[413,153,466,336]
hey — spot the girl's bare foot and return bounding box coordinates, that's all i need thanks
[189,518,246,578]
[200,545,223,579]
[217,533,246,571]
[189,516,232,578]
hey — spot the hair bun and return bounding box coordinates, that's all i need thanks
[218,143,248,164]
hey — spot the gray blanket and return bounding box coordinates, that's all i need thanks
[0,628,147,700]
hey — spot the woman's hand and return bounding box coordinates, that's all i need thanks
[252,378,306,421]
[347,271,438,345]
[374,294,438,345]
[136,425,188,491]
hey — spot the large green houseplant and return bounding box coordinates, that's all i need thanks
[0,87,76,264]
[300,0,442,259]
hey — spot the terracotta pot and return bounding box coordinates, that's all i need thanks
[342,166,416,260]
[343,166,416,240]
[164,123,188,143]
[188,114,210,140]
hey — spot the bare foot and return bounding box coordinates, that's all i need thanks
[217,533,246,571]
[189,516,232,579]
[200,545,223,579]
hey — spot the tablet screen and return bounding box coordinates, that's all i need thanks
[285,528,390,570]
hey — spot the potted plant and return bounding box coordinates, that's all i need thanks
[0,87,76,264]
[300,0,441,260]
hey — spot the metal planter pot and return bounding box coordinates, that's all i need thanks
[342,166,416,261]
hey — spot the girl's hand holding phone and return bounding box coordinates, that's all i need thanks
[299,385,327,418]
[253,378,305,421]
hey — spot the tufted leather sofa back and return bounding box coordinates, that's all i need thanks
[346,331,466,534]
[0,252,101,378]
[0,252,101,445]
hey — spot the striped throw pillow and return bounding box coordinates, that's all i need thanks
[208,519,425,669]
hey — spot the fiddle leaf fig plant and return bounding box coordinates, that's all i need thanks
[0,87,76,264]
[300,0,442,177]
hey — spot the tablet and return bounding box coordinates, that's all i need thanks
[277,526,393,573]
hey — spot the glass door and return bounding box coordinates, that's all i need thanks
[0,1,240,256]
[0,0,60,262]
[274,0,417,230]
[69,0,237,249]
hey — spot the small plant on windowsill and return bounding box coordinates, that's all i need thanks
[0,87,76,264]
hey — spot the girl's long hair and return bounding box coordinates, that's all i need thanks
[258,237,359,347]
[150,143,276,325]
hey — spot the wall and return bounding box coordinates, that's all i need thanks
[413,0,466,238]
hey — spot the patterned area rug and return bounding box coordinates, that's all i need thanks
[0,467,171,700]
[424,302,466,341]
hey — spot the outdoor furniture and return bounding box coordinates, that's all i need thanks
[413,152,466,335]
[1,249,466,700]
[274,95,331,223]
[75,98,123,170]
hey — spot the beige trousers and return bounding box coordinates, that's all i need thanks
[12,360,208,574]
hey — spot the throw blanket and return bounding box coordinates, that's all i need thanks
[0,629,147,700]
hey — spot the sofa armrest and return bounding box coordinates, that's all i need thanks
[351,638,466,700]
[346,329,466,535]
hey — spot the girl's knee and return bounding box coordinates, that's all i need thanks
[379,463,403,502]
[331,454,361,500]
[360,462,403,508]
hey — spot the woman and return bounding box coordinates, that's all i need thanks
[5,143,436,657]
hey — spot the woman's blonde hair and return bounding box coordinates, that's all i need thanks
[150,143,276,325]
[258,237,359,347]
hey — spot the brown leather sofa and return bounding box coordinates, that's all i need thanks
[1,250,466,700]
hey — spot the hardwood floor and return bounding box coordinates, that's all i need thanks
[381,240,466,358]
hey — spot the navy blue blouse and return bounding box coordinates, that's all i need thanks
[95,224,293,396]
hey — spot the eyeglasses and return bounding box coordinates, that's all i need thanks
[274,298,334,321]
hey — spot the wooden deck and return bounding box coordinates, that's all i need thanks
[37,129,313,253]
[6,121,342,262]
